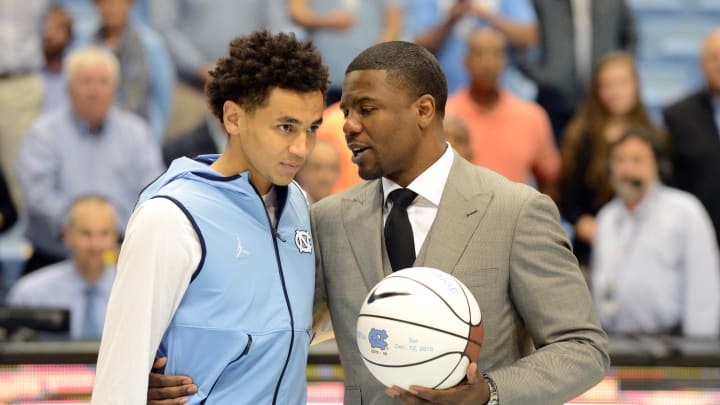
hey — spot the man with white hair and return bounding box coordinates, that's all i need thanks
[16,46,164,274]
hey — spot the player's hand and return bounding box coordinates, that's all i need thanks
[147,357,198,405]
[385,362,490,405]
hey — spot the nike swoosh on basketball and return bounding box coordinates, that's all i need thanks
[367,290,411,304]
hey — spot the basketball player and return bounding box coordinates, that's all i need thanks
[91,31,328,404]
[148,41,608,404]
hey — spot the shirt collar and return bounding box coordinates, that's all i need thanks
[382,144,454,208]
[617,181,662,219]
[70,108,110,136]
[68,260,116,293]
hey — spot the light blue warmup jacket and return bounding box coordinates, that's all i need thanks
[138,155,315,404]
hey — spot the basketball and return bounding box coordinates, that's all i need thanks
[356,267,483,390]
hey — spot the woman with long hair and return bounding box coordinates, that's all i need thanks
[559,51,656,267]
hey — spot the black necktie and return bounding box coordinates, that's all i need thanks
[385,188,418,272]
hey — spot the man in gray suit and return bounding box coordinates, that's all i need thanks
[147,41,609,405]
[518,0,636,142]
[312,41,608,404]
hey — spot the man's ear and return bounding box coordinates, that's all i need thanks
[222,100,244,135]
[415,94,436,129]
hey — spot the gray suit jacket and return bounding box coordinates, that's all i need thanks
[311,154,609,405]
[518,0,636,113]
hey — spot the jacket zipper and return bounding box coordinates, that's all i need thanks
[252,184,295,405]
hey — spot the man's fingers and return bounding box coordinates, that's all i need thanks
[151,356,168,370]
[147,398,189,405]
[148,373,192,389]
[147,383,198,400]
[466,362,481,384]
[386,385,432,404]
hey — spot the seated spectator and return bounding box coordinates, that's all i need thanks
[6,195,118,340]
[406,0,537,96]
[295,139,341,204]
[591,127,720,338]
[0,167,18,234]
[559,52,654,267]
[662,29,720,245]
[41,5,73,113]
[288,0,404,105]
[16,46,164,275]
[446,28,560,195]
[161,114,224,167]
[80,0,175,143]
[443,116,472,161]
[316,102,362,193]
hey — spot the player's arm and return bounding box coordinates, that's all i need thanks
[92,198,201,404]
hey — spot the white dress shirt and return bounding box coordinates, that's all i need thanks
[382,144,454,255]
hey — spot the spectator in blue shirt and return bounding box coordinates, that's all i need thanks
[406,0,537,97]
[288,0,404,105]
[6,195,118,340]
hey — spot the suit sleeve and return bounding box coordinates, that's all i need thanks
[486,193,609,405]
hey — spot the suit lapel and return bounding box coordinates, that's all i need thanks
[416,156,493,275]
[342,181,387,292]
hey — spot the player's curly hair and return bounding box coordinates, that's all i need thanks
[206,30,329,121]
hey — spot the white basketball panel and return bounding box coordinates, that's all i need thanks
[364,352,469,390]
[356,316,468,366]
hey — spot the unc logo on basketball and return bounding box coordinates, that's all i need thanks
[356,267,484,390]
[294,230,312,254]
[368,328,389,350]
